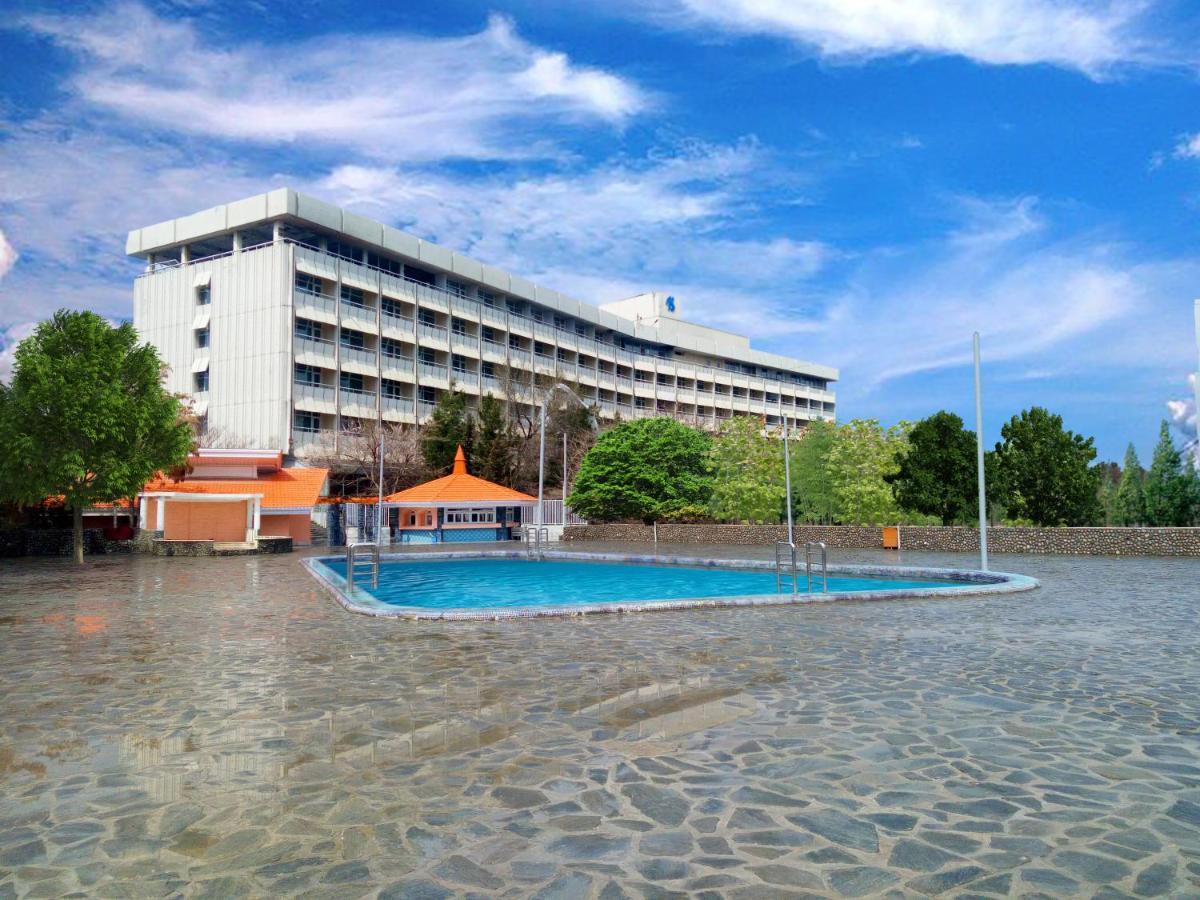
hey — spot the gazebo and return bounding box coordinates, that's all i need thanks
[384,446,536,544]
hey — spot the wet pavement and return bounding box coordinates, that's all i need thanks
[0,543,1198,898]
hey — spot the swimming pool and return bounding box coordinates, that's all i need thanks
[305,551,1038,620]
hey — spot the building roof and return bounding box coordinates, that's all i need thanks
[143,467,328,510]
[385,447,536,507]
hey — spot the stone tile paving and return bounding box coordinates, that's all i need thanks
[0,544,1198,898]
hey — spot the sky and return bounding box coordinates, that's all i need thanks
[1,0,1199,464]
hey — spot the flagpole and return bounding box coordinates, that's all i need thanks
[973,332,988,571]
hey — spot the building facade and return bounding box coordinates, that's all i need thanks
[129,189,838,458]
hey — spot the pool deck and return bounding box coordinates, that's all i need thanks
[1,542,1198,897]
[305,549,1039,620]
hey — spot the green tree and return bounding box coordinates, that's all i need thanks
[891,411,978,525]
[0,311,193,563]
[790,419,838,523]
[474,395,517,485]
[1111,444,1145,526]
[1144,422,1200,526]
[420,389,473,473]
[707,416,784,523]
[567,417,712,523]
[991,407,1100,526]
[826,419,909,525]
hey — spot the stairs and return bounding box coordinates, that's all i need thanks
[310,520,330,546]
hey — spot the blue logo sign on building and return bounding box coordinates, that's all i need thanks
[665,295,676,313]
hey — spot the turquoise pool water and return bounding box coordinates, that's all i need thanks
[319,557,960,610]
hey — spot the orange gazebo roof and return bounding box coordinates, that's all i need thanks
[385,446,536,507]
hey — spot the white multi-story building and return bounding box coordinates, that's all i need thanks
[129,188,838,457]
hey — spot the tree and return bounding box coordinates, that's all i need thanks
[826,419,909,525]
[567,417,712,523]
[0,311,193,563]
[1144,421,1200,526]
[421,389,473,473]
[790,419,838,523]
[307,419,426,497]
[891,411,978,525]
[474,395,518,486]
[708,416,784,523]
[991,407,1100,526]
[1111,444,1145,526]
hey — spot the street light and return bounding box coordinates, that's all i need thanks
[537,383,591,527]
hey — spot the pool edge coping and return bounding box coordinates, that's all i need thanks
[302,549,1040,621]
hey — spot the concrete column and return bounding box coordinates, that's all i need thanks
[145,254,156,273]
[138,496,148,529]
[180,245,190,265]
[253,497,262,534]
[155,497,165,533]
[232,231,243,253]
[273,221,283,243]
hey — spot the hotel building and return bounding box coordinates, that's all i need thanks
[128,188,838,458]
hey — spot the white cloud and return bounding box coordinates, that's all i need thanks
[20,4,647,162]
[0,321,38,384]
[0,229,17,282]
[1167,373,1198,464]
[642,0,1153,75]
[1173,133,1200,159]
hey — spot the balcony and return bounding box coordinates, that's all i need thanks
[417,400,436,420]
[294,381,336,413]
[338,387,377,417]
[481,375,502,395]
[381,354,415,378]
[339,303,377,334]
[295,335,336,366]
[419,362,449,386]
[451,370,478,391]
[381,309,414,336]
[480,305,507,329]
[294,288,337,322]
[381,395,415,419]
[508,348,532,368]
[291,426,327,455]
[450,332,477,353]
[339,344,377,373]
[417,322,448,347]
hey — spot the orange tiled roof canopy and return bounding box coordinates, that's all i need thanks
[385,446,535,505]
[143,467,329,510]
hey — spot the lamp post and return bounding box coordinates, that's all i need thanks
[779,397,794,547]
[537,383,590,528]
[376,425,385,546]
[974,332,988,571]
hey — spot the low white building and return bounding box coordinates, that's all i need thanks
[128,188,838,456]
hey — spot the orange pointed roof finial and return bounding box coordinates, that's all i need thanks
[452,445,467,475]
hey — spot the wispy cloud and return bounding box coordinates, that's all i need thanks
[20,4,648,162]
[0,229,17,282]
[635,0,1156,75]
[1167,373,1198,464]
[1173,132,1200,159]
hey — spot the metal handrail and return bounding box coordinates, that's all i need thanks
[775,541,798,593]
[805,541,828,593]
[522,525,550,560]
[346,541,380,590]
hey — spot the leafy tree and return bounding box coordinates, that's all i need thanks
[826,419,909,525]
[1111,444,1145,526]
[991,407,1100,526]
[0,311,193,563]
[891,411,978,525]
[474,395,518,485]
[707,416,784,523]
[1144,421,1200,526]
[420,389,474,473]
[790,419,839,523]
[567,417,712,523]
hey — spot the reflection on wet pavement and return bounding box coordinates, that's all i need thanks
[0,544,1198,897]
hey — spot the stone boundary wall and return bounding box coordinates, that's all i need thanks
[562,523,1200,557]
[0,528,134,558]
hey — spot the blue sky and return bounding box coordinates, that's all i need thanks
[1,0,1199,463]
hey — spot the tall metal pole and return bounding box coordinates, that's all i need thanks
[1193,300,1200,467]
[973,332,988,571]
[377,426,385,545]
[562,432,568,503]
[537,402,546,527]
[780,398,794,547]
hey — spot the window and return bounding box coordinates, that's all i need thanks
[482,326,497,343]
[575,323,588,337]
[295,273,321,296]
[418,308,437,327]
[508,334,522,349]
[340,371,365,392]
[419,386,436,404]
[294,363,321,386]
[506,300,523,315]
[340,285,366,307]
[554,316,569,330]
[193,370,209,392]
[452,355,469,374]
[196,285,210,306]
[451,318,467,336]
[381,337,405,358]
[419,347,437,365]
[367,251,403,277]
[478,290,497,308]
[444,508,496,524]
[381,297,405,318]
[340,329,365,350]
[327,240,363,263]
[295,319,322,340]
[382,379,405,399]
[294,411,320,432]
[481,361,495,378]
[195,327,209,349]
[445,279,466,298]
[405,265,436,287]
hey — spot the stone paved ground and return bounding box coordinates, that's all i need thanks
[0,544,1198,898]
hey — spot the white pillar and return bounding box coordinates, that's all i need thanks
[232,231,243,253]
[155,497,165,533]
[180,245,190,265]
[273,221,283,243]
[145,254,156,273]
[138,496,148,529]
[254,497,262,534]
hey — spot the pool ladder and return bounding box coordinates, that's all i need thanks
[523,525,550,560]
[775,541,829,593]
[346,542,380,591]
